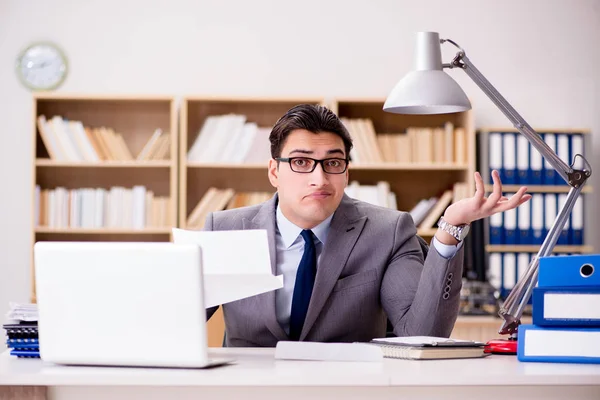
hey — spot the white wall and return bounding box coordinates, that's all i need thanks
[1,0,599,320]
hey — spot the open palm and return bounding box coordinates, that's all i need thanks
[443,170,532,226]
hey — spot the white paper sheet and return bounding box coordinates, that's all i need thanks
[172,228,283,307]
[275,341,383,362]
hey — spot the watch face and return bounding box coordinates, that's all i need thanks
[16,43,67,91]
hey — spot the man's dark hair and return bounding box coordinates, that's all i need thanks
[269,104,353,159]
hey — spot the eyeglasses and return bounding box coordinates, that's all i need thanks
[275,157,349,174]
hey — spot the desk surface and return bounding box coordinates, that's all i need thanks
[2,348,600,388]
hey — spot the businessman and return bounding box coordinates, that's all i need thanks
[205,104,530,347]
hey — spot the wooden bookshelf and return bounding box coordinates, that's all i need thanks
[31,94,178,302]
[179,96,326,228]
[332,98,476,224]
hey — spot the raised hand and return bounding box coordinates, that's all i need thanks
[442,170,532,226]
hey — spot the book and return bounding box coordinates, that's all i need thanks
[9,349,40,358]
[369,336,488,360]
[6,338,39,346]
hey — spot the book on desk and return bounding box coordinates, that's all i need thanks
[369,336,488,360]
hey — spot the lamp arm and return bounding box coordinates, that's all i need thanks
[442,43,592,335]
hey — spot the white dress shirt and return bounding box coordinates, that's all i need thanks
[274,204,462,334]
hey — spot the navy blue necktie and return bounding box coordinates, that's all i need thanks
[289,230,317,341]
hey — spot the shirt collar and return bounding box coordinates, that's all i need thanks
[276,204,333,248]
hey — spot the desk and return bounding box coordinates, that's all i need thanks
[1,348,600,400]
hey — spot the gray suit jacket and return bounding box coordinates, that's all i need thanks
[205,193,464,347]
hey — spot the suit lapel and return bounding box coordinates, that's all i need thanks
[243,194,288,341]
[300,195,367,340]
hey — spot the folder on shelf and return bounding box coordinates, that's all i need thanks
[538,254,600,287]
[503,204,517,245]
[489,212,503,245]
[529,140,543,185]
[543,193,557,241]
[502,132,517,184]
[571,197,584,245]
[571,133,585,170]
[503,253,517,290]
[531,194,545,245]
[542,133,557,184]
[516,135,529,185]
[557,193,570,245]
[488,253,502,291]
[517,200,531,244]
[488,132,503,184]
[555,133,570,185]
[532,286,600,327]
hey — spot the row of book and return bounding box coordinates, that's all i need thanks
[484,130,585,185]
[37,115,170,162]
[186,114,272,164]
[185,181,469,232]
[34,185,173,229]
[341,119,468,165]
[3,303,39,358]
[518,254,600,364]
[186,189,273,229]
[489,194,584,246]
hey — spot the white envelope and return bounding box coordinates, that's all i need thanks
[172,228,283,307]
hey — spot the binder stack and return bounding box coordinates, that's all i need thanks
[517,254,600,364]
[3,303,40,358]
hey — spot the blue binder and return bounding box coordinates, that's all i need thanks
[489,212,503,245]
[538,254,600,287]
[517,324,600,364]
[502,132,517,184]
[532,286,600,327]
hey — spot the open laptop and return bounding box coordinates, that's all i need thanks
[33,241,233,368]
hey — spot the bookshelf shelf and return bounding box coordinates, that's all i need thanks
[484,184,593,194]
[186,162,470,171]
[35,227,172,234]
[32,94,179,302]
[35,159,172,168]
[485,245,594,253]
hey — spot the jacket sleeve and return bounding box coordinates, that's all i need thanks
[380,213,464,337]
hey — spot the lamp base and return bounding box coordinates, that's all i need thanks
[484,338,518,355]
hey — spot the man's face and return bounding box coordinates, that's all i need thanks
[268,129,349,229]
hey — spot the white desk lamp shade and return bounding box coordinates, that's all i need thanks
[383,32,472,115]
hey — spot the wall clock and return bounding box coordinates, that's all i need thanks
[16,42,68,91]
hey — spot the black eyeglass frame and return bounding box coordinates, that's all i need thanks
[275,157,349,174]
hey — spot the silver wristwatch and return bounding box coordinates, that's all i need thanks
[437,217,470,242]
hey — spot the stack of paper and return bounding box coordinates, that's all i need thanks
[172,228,283,307]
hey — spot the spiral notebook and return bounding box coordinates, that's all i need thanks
[369,336,488,360]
